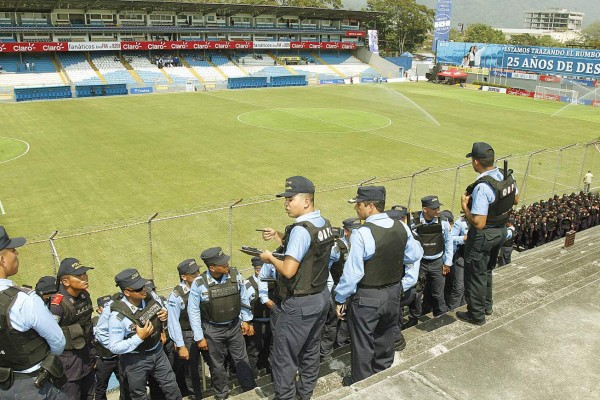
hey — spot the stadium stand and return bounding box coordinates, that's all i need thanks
[0,53,64,86]
[123,52,169,84]
[89,53,136,84]
[58,53,102,85]
[184,52,228,82]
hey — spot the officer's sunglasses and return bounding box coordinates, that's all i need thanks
[126,286,146,293]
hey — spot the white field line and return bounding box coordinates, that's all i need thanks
[0,137,30,164]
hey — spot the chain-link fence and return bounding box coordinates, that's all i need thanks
[16,140,599,301]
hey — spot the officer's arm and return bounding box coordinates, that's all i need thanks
[26,294,66,355]
[167,293,185,348]
[257,267,271,304]
[107,312,143,354]
[462,184,489,230]
[442,220,454,266]
[187,281,205,342]
[402,260,420,292]
[334,229,368,304]
[262,226,309,278]
[239,274,253,322]
[94,303,112,346]
[403,222,424,265]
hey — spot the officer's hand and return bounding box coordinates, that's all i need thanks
[160,331,166,344]
[265,300,275,309]
[442,265,451,275]
[461,193,471,209]
[463,234,468,241]
[197,339,208,351]
[178,346,190,360]
[157,309,168,322]
[263,228,281,243]
[260,250,273,263]
[241,322,254,336]
[136,320,154,340]
[336,303,347,320]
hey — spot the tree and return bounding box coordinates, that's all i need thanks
[582,21,600,42]
[280,0,342,9]
[463,23,505,44]
[366,0,434,54]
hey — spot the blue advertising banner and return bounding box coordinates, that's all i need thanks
[130,87,153,94]
[432,0,452,52]
[320,79,345,85]
[436,42,600,79]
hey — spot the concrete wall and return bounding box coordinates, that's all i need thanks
[354,48,402,78]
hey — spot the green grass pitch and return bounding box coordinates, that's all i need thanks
[0,83,598,296]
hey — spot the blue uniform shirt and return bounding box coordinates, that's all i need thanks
[107,291,164,355]
[245,278,270,323]
[257,263,276,305]
[0,279,65,373]
[285,210,326,262]
[452,217,469,254]
[94,299,115,349]
[413,212,453,265]
[402,260,420,292]
[328,236,349,268]
[188,269,252,342]
[167,282,192,348]
[334,213,423,304]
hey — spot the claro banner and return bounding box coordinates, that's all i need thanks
[0,40,356,52]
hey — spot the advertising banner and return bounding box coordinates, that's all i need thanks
[503,45,600,78]
[592,100,600,107]
[68,42,121,51]
[432,0,452,51]
[253,41,291,49]
[320,79,345,85]
[507,88,535,97]
[346,31,365,37]
[511,72,538,80]
[367,30,379,55]
[130,87,153,94]
[289,42,356,50]
[540,75,561,82]
[490,70,512,78]
[120,41,253,51]
[0,42,67,53]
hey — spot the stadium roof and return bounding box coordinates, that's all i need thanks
[0,0,382,20]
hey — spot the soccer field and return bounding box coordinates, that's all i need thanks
[0,83,598,294]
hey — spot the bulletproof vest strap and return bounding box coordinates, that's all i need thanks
[330,238,349,285]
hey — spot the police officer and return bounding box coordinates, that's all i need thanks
[385,208,421,337]
[458,142,519,325]
[35,276,57,307]
[93,295,130,400]
[108,269,182,400]
[411,195,453,317]
[50,258,95,400]
[166,259,202,399]
[259,176,334,400]
[335,187,423,385]
[187,247,256,399]
[0,226,67,400]
[497,220,516,266]
[244,257,272,373]
[448,213,468,311]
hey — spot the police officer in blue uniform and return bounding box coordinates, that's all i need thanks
[457,142,519,325]
[259,176,334,400]
[411,195,453,317]
[50,258,96,400]
[0,226,67,400]
[166,259,202,399]
[187,247,256,399]
[244,257,272,373]
[93,295,130,400]
[448,213,468,310]
[335,187,423,385]
[108,269,181,400]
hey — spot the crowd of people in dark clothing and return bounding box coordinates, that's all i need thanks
[512,191,599,251]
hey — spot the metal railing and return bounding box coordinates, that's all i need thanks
[17,140,599,299]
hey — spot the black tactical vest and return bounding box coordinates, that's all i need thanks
[111,295,163,352]
[0,287,51,370]
[330,238,349,286]
[245,275,271,320]
[53,288,94,351]
[196,268,241,323]
[412,214,444,257]
[172,285,191,332]
[466,174,517,226]
[278,220,335,297]
[358,220,407,288]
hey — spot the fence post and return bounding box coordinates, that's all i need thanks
[407,168,429,211]
[147,212,159,279]
[520,148,546,205]
[229,199,243,257]
[452,162,471,213]
[552,144,576,195]
[48,230,60,275]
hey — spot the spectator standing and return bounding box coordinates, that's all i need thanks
[583,170,593,192]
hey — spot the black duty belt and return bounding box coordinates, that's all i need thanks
[357,280,401,289]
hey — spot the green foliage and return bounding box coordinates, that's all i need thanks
[463,23,505,44]
[280,0,342,8]
[366,0,435,53]
[508,34,562,47]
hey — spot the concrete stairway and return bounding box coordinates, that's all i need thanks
[224,225,600,400]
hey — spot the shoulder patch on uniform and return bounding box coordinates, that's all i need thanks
[50,293,63,306]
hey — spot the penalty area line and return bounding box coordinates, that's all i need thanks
[0,200,5,215]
